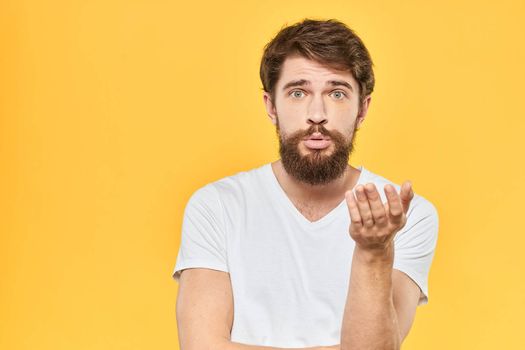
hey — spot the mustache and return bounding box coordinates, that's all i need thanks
[303,124,331,138]
[275,118,355,145]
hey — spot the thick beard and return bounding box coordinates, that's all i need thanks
[276,117,358,186]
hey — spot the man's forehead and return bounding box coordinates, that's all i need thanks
[278,55,357,88]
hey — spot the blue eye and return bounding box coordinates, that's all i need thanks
[331,90,347,100]
[290,90,305,98]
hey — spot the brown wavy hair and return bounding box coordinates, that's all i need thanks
[260,18,375,111]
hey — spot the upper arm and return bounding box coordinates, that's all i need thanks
[176,268,234,350]
[392,268,422,343]
[390,195,439,342]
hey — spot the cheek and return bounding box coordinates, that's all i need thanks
[333,105,359,125]
[333,102,356,115]
[331,117,358,139]
[280,103,304,118]
[276,109,304,129]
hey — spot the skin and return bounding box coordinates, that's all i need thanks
[340,182,415,349]
[176,55,422,350]
[263,54,369,208]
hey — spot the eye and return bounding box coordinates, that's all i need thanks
[289,90,306,99]
[330,90,347,100]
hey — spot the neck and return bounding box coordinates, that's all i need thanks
[271,159,360,203]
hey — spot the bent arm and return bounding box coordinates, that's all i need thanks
[341,181,425,349]
[340,244,422,350]
[340,244,401,350]
[176,268,339,350]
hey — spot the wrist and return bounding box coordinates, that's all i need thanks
[354,241,394,264]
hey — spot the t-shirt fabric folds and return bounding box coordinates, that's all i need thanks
[172,163,439,348]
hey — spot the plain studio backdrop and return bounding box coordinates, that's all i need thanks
[1,0,524,349]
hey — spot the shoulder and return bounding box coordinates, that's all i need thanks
[187,163,269,208]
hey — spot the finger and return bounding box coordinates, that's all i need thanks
[384,184,404,224]
[354,185,374,228]
[345,190,362,228]
[364,183,387,226]
[400,181,414,214]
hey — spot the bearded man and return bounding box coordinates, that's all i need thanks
[173,18,439,350]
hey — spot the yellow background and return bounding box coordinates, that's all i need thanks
[1,0,524,349]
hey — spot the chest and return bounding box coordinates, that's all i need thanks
[227,213,355,346]
[293,199,344,222]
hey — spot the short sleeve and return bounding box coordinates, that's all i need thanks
[393,195,439,306]
[172,183,229,282]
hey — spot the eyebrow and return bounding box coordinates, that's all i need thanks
[282,79,354,92]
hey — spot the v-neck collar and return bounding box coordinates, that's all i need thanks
[263,163,368,230]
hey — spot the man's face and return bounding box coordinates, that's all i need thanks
[263,55,371,185]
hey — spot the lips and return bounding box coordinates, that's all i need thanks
[301,131,331,149]
[303,132,330,141]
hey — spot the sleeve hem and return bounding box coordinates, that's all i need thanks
[172,260,229,282]
[393,265,429,306]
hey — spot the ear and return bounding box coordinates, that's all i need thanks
[263,92,278,126]
[355,95,372,129]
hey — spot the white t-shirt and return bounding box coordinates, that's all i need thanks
[172,163,439,348]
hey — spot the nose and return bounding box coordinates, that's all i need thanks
[307,93,327,126]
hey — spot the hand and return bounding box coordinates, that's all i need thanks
[344,181,414,253]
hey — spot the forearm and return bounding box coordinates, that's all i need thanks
[340,243,401,350]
